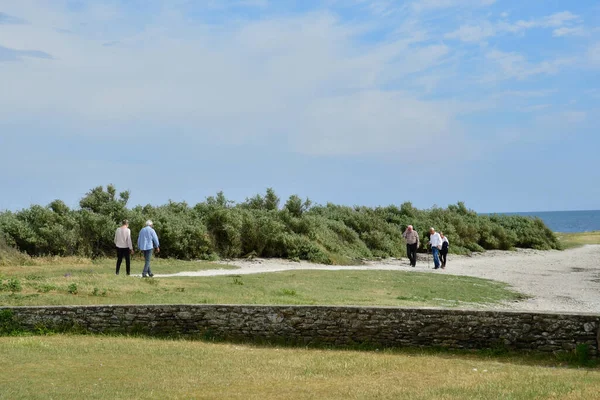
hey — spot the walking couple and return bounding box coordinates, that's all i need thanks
[114,219,160,277]
[402,225,449,269]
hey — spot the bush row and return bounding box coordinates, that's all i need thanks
[0,185,561,264]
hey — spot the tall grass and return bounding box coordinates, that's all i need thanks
[0,237,31,266]
[556,231,600,249]
[0,185,561,265]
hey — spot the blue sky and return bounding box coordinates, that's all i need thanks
[0,0,598,213]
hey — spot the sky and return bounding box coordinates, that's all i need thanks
[0,0,599,213]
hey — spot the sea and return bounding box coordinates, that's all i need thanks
[493,210,600,233]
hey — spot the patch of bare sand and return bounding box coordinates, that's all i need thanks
[156,245,600,313]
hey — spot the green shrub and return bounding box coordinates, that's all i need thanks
[239,210,287,257]
[0,186,561,265]
[0,309,22,335]
[0,278,22,293]
[205,208,243,258]
[0,236,31,266]
[67,283,78,295]
[231,277,244,286]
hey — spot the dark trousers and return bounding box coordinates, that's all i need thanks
[440,250,448,267]
[116,247,131,275]
[406,243,418,266]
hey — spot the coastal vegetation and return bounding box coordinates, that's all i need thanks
[0,185,560,265]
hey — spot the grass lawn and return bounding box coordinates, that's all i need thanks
[557,231,600,249]
[0,258,524,307]
[1,335,598,400]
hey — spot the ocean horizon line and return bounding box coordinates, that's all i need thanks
[481,209,600,215]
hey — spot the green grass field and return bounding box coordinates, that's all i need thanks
[1,256,596,399]
[0,258,524,307]
[0,335,598,400]
[557,231,600,249]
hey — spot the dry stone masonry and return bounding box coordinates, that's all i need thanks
[1,305,598,355]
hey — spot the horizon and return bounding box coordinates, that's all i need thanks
[1,183,599,215]
[1,0,598,213]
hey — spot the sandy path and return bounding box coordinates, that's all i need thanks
[155,245,600,313]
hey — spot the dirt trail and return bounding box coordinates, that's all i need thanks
[156,245,600,313]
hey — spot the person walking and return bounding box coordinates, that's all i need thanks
[440,232,449,269]
[429,227,442,269]
[402,225,420,267]
[138,220,160,278]
[114,219,133,275]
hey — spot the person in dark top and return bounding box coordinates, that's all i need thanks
[440,232,449,269]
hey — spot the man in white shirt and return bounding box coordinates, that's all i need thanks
[428,227,442,270]
[114,219,133,275]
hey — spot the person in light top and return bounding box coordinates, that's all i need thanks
[114,219,133,275]
[138,220,160,278]
[440,232,449,269]
[428,227,442,269]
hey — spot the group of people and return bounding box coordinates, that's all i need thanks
[114,219,160,277]
[402,225,449,269]
[114,220,448,274]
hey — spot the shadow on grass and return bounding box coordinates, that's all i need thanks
[192,334,599,370]
[1,315,596,370]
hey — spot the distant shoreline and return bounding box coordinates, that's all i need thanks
[482,210,600,234]
[482,209,600,214]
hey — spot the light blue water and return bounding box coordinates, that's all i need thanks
[498,210,600,233]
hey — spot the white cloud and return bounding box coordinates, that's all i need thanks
[485,49,573,80]
[0,0,594,160]
[204,0,269,10]
[541,11,579,28]
[412,0,495,12]
[553,26,585,37]
[446,11,583,43]
[236,0,269,7]
[493,90,557,99]
[364,0,399,17]
[444,21,495,42]
[519,104,552,113]
[0,3,469,156]
[503,11,579,32]
[294,90,465,156]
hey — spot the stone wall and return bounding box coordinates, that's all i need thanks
[1,305,599,355]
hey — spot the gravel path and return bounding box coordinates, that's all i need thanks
[156,245,600,313]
